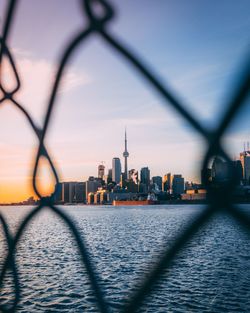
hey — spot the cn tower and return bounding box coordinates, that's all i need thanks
[123,128,129,180]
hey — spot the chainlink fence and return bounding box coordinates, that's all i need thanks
[0,0,250,312]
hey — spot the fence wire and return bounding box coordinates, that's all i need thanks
[0,0,250,312]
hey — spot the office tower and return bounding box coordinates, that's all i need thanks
[62,182,77,203]
[163,173,171,191]
[62,182,70,203]
[232,160,243,185]
[98,164,105,179]
[211,157,229,183]
[172,175,184,195]
[129,169,139,184]
[123,129,129,180]
[86,178,101,197]
[240,150,250,184]
[152,176,162,191]
[75,182,86,203]
[112,157,121,184]
[140,167,150,187]
[108,169,112,181]
[201,168,212,185]
[55,182,63,203]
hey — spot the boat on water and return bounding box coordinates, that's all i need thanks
[113,193,158,206]
[113,199,157,206]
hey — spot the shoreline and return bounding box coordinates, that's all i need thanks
[1,200,250,206]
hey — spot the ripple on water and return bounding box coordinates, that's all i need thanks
[0,205,249,312]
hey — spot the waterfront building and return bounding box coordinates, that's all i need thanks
[182,189,207,200]
[129,169,139,184]
[98,164,105,179]
[240,150,250,184]
[172,175,184,196]
[61,182,76,203]
[139,183,148,193]
[75,182,86,203]
[86,177,101,197]
[123,129,129,180]
[232,160,243,185]
[126,180,139,193]
[55,182,63,203]
[201,167,212,185]
[112,157,121,184]
[152,176,162,191]
[87,193,94,204]
[140,167,150,186]
[211,157,230,183]
[108,169,112,182]
[163,173,171,192]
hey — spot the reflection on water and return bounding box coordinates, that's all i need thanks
[0,205,250,312]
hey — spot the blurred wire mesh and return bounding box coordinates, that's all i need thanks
[0,0,249,312]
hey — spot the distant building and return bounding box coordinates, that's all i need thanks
[201,168,212,185]
[152,176,162,191]
[108,169,112,182]
[140,167,150,186]
[240,150,250,184]
[129,169,139,184]
[87,193,94,204]
[98,164,105,179]
[62,182,76,203]
[86,177,101,196]
[112,157,121,184]
[172,175,184,196]
[163,173,171,192]
[182,189,207,201]
[232,160,243,185]
[123,129,129,180]
[75,182,86,203]
[55,182,63,203]
[211,157,229,183]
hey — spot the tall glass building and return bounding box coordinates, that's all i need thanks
[112,157,121,184]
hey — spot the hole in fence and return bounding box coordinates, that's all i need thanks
[34,156,57,198]
[0,47,19,94]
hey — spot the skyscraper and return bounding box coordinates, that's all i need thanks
[112,157,121,184]
[98,164,105,179]
[163,173,171,191]
[140,167,150,186]
[123,129,129,180]
[152,176,162,191]
[211,157,229,183]
[240,150,250,184]
[172,175,184,195]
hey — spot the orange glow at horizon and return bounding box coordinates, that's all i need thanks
[0,181,36,203]
[0,179,54,204]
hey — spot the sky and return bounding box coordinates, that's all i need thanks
[0,0,249,202]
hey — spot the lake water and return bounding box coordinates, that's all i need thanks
[0,205,250,312]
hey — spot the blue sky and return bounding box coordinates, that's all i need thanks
[0,0,249,201]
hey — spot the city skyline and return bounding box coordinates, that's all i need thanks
[1,129,250,204]
[0,0,249,203]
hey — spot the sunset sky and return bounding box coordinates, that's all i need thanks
[0,0,249,202]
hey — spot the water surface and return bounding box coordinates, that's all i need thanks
[0,205,249,312]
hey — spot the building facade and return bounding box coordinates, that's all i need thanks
[152,176,162,191]
[98,164,105,179]
[140,167,150,186]
[240,151,250,184]
[112,157,121,184]
[172,175,184,196]
[163,173,171,192]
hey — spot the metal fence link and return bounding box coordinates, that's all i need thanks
[0,0,249,312]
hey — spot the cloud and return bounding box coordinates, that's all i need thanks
[2,51,92,125]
